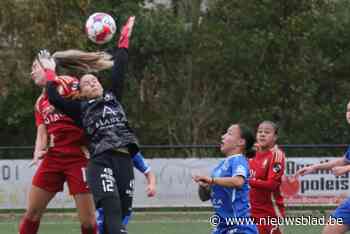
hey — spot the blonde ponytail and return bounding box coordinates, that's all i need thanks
[52,50,114,74]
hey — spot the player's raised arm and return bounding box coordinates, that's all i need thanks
[110,16,135,101]
[37,50,83,126]
[46,81,82,126]
[297,157,347,176]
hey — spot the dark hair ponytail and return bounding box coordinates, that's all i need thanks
[238,124,256,158]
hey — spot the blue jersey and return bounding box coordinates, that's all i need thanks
[211,154,251,219]
[331,145,350,225]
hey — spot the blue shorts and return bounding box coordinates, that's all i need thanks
[331,198,350,225]
[212,223,258,234]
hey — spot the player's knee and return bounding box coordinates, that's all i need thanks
[24,207,44,221]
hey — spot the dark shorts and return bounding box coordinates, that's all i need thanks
[87,150,134,214]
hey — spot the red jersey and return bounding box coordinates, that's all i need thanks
[34,75,85,157]
[249,148,285,218]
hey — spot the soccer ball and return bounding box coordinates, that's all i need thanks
[85,13,116,44]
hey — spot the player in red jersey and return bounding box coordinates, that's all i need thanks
[18,56,97,234]
[249,121,286,234]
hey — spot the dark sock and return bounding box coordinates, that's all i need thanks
[100,197,122,234]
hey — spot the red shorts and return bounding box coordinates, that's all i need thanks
[32,155,89,195]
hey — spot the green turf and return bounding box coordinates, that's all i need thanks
[1,212,324,234]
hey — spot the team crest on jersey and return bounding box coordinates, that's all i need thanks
[104,93,113,101]
[273,163,282,173]
[262,159,268,169]
[71,81,79,91]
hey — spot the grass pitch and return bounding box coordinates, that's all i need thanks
[1,211,324,234]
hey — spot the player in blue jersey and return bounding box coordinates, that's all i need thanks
[96,154,156,234]
[297,100,350,234]
[193,123,258,234]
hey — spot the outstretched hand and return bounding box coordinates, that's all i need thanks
[332,166,348,176]
[118,16,136,48]
[146,184,156,197]
[37,49,56,71]
[193,175,212,186]
[296,165,316,176]
[29,149,47,168]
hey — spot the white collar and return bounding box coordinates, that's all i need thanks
[227,153,243,159]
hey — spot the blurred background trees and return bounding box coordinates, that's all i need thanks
[1,0,350,156]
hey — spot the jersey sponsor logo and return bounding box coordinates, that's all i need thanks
[249,169,256,178]
[96,113,125,129]
[41,103,65,125]
[212,198,224,208]
[40,98,67,125]
[102,106,118,118]
[44,113,65,125]
[95,105,127,130]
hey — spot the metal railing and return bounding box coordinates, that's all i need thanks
[0,144,347,150]
[0,144,348,159]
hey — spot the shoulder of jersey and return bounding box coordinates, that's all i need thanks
[272,148,285,163]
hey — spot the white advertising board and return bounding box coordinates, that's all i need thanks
[0,157,347,209]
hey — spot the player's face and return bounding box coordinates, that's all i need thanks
[220,124,244,156]
[256,122,277,150]
[80,74,104,99]
[346,101,350,124]
[31,60,47,87]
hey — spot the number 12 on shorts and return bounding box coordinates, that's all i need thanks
[101,168,115,192]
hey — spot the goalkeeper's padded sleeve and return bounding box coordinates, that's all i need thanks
[132,152,151,174]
